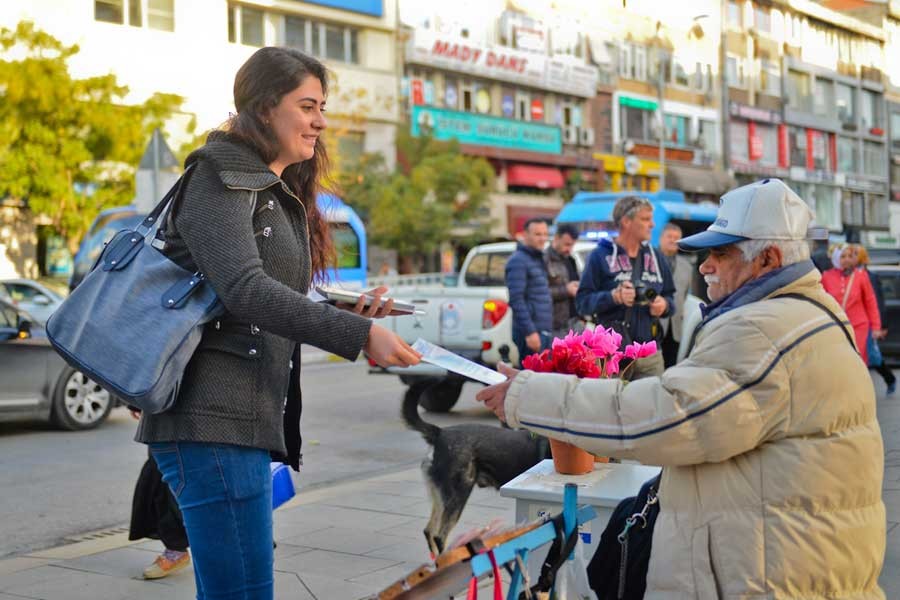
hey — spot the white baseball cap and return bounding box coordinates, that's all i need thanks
[679,178,816,251]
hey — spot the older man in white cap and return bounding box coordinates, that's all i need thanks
[477,179,886,599]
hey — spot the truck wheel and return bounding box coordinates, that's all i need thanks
[418,380,463,413]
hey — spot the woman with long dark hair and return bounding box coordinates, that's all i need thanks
[136,47,419,598]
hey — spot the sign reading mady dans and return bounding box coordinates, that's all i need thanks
[406,28,598,98]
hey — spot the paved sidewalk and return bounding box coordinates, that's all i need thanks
[2,386,898,599]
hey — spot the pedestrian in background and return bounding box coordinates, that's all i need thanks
[129,451,190,579]
[545,223,581,338]
[136,47,419,599]
[655,223,695,367]
[822,244,882,366]
[576,196,674,379]
[506,218,553,365]
[856,245,896,394]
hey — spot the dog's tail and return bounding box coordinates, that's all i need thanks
[402,383,440,446]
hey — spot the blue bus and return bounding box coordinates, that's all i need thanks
[556,189,719,247]
[71,194,367,290]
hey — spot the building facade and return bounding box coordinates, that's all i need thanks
[724,0,892,244]
[399,7,601,237]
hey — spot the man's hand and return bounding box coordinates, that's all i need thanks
[616,282,636,307]
[649,295,668,317]
[526,332,542,352]
[566,281,579,297]
[874,329,888,340]
[475,363,519,422]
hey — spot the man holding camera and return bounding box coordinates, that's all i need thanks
[576,196,675,379]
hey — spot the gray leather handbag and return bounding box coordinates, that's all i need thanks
[46,165,223,413]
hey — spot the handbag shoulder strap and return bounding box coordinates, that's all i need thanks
[841,271,856,310]
[772,292,857,353]
[137,163,197,239]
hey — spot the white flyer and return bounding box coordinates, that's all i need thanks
[412,339,507,385]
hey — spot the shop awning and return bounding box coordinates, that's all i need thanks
[665,165,734,195]
[507,164,566,189]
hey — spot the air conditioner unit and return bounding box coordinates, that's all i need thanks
[563,125,578,145]
[579,127,595,147]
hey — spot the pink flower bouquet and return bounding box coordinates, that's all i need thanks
[520,328,659,474]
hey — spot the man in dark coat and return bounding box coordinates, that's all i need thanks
[545,223,581,338]
[506,218,553,366]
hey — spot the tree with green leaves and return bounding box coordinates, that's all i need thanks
[0,22,183,253]
[337,128,495,272]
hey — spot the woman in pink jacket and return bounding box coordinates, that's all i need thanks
[821,244,882,364]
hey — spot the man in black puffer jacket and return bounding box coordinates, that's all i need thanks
[505,218,553,366]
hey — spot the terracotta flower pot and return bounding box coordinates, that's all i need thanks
[549,438,595,475]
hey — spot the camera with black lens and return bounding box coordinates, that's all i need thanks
[633,282,658,306]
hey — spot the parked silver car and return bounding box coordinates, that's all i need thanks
[0,297,113,430]
[0,279,65,325]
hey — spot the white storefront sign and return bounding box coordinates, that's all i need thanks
[406,28,599,98]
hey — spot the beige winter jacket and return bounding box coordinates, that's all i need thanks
[505,269,886,599]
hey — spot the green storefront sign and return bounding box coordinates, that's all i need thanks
[411,106,562,154]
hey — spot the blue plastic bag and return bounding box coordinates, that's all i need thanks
[867,332,883,367]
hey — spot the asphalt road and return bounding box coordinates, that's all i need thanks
[0,361,496,558]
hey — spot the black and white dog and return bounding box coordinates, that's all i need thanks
[402,382,551,556]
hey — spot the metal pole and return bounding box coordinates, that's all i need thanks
[658,47,666,190]
[151,129,160,203]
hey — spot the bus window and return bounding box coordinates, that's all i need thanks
[329,222,361,269]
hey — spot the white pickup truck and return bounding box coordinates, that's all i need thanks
[374,240,703,412]
[371,241,596,412]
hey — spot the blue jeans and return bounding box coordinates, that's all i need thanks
[149,442,273,600]
[512,329,552,367]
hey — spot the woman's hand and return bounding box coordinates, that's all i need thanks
[365,324,421,368]
[337,286,395,319]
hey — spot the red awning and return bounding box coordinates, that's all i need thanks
[506,164,565,189]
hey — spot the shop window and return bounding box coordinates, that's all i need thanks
[336,131,365,166]
[813,78,834,119]
[673,59,690,88]
[515,91,530,121]
[837,136,858,172]
[842,190,865,227]
[96,0,173,30]
[664,114,689,146]
[787,70,811,112]
[835,83,856,127]
[754,5,771,32]
[810,131,828,171]
[444,78,459,110]
[759,60,780,96]
[730,122,749,161]
[621,105,655,143]
[758,124,778,167]
[891,111,900,152]
[727,0,742,27]
[788,126,807,168]
[861,89,883,130]
[866,194,889,227]
[698,119,717,154]
[461,82,474,112]
[863,142,886,177]
[240,7,263,46]
[726,55,746,88]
